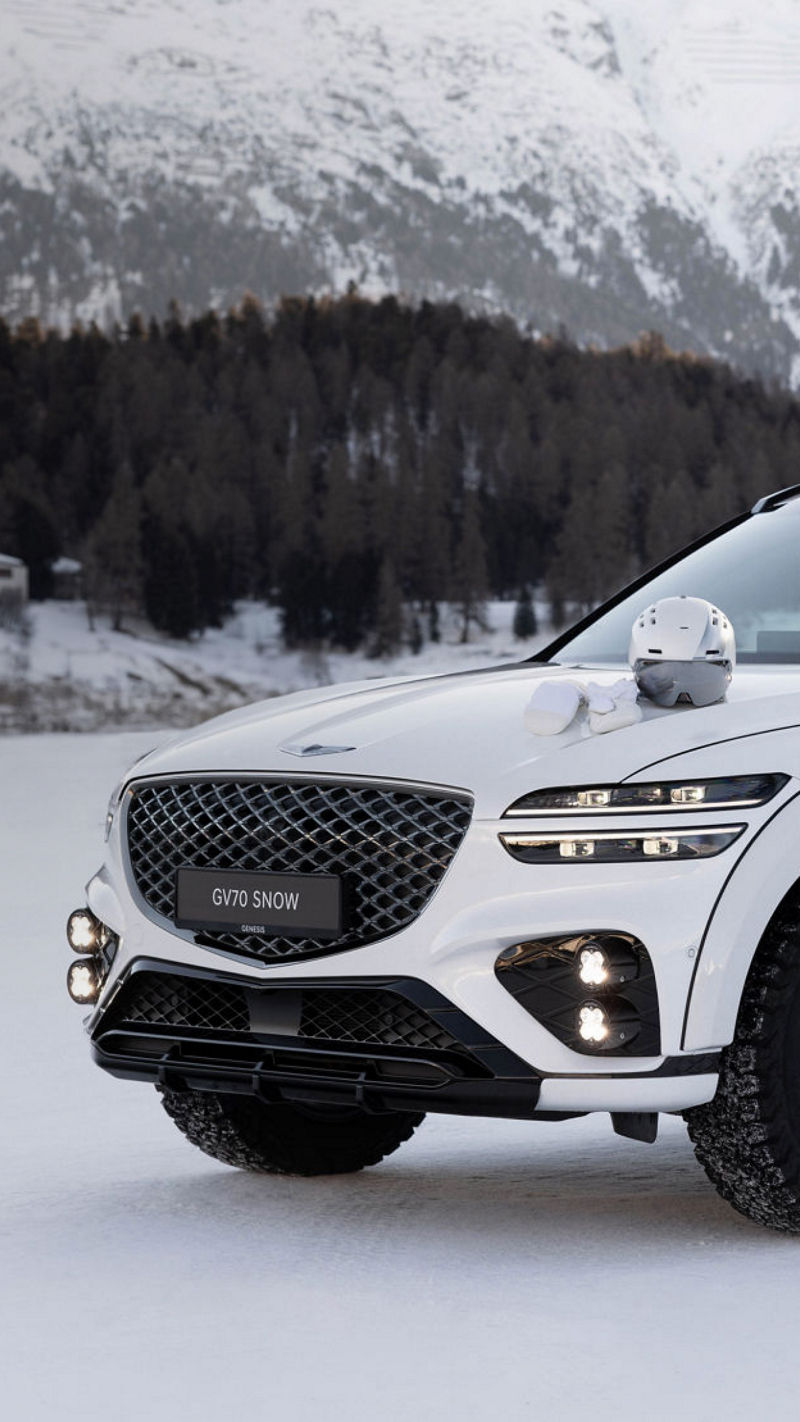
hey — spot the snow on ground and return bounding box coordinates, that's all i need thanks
[0,598,552,732]
[2,732,800,1422]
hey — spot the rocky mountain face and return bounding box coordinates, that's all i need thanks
[3,0,800,381]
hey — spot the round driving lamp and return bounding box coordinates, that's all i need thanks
[66,959,102,1006]
[67,908,101,954]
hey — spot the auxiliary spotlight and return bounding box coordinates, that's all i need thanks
[67,908,101,954]
[66,959,102,1006]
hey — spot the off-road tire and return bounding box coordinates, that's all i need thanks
[685,900,800,1232]
[158,1086,424,1175]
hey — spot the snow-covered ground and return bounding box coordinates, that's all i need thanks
[0,598,551,732]
[2,731,800,1422]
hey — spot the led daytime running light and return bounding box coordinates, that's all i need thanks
[504,774,787,817]
[500,825,745,864]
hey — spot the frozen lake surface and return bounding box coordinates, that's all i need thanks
[2,732,799,1421]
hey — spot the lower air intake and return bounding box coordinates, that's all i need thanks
[113,973,462,1055]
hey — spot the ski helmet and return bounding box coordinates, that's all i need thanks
[629,596,735,707]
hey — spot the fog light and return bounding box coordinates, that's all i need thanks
[578,946,609,987]
[576,936,639,988]
[67,959,102,1005]
[576,995,641,1050]
[67,908,101,954]
[578,1002,609,1044]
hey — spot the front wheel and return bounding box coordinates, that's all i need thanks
[158,1086,424,1175]
[685,901,800,1232]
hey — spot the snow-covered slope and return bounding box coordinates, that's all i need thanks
[0,598,548,732]
[3,0,800,380]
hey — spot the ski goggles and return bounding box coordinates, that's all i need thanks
[633,659,732,708]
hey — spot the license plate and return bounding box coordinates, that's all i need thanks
[175,868,342,938]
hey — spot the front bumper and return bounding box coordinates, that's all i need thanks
[89,957,721,1118]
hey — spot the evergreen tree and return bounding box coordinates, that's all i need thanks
[588,463,632,601]
[1,293,800,656]
[141,456,202,638]
[143,523,199,639]
[83,462,143,630]
[451,489,489,643]
[371,556,404,657]
[408,613,424,655]
[320,443,373,648]
[644,468,697,568]
[513,585,538,640]
[276,433,326,647]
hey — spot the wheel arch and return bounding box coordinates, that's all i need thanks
[683,791,800,1051]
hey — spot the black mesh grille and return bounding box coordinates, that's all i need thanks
[119,973,250,1033]
[299,989,459,1052]
[113,973,461,1054]
[126,778,472,962]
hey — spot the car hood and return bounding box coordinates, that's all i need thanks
[131,663,800,819]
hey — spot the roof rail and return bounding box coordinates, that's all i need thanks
[751,485,800,514]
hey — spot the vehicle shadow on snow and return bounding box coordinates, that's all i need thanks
[103,1119,784,1248]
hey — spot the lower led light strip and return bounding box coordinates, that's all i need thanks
[499,825,746,864]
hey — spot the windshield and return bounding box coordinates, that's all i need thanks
[550,508,800,666]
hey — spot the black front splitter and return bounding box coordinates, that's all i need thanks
[91,1031,544,1120]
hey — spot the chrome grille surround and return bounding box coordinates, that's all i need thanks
[124,776,473,963]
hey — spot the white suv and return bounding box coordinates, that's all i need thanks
[67,485,800,1232]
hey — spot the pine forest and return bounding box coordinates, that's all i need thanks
[2,293,799,652]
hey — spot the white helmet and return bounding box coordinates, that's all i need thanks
[629,596,735,707]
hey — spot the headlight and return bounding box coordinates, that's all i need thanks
[499,826,745,863]
[504,774,788,817]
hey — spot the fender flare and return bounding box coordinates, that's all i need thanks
[682,789,800,1050]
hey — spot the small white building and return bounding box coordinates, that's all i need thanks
[0,553,28,604]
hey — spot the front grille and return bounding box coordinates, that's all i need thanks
[126,778,472,962]
[113,972,462,1055]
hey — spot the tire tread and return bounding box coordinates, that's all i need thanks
[158,1086,423,1176]
[685,903,800,1232]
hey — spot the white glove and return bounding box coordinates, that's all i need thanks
[523,677,643,737]
[523,681,583,736]
[585,678,642,735]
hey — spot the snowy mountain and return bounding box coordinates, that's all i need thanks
[3,0,800,381]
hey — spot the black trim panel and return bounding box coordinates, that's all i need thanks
[91,958,719,1117]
